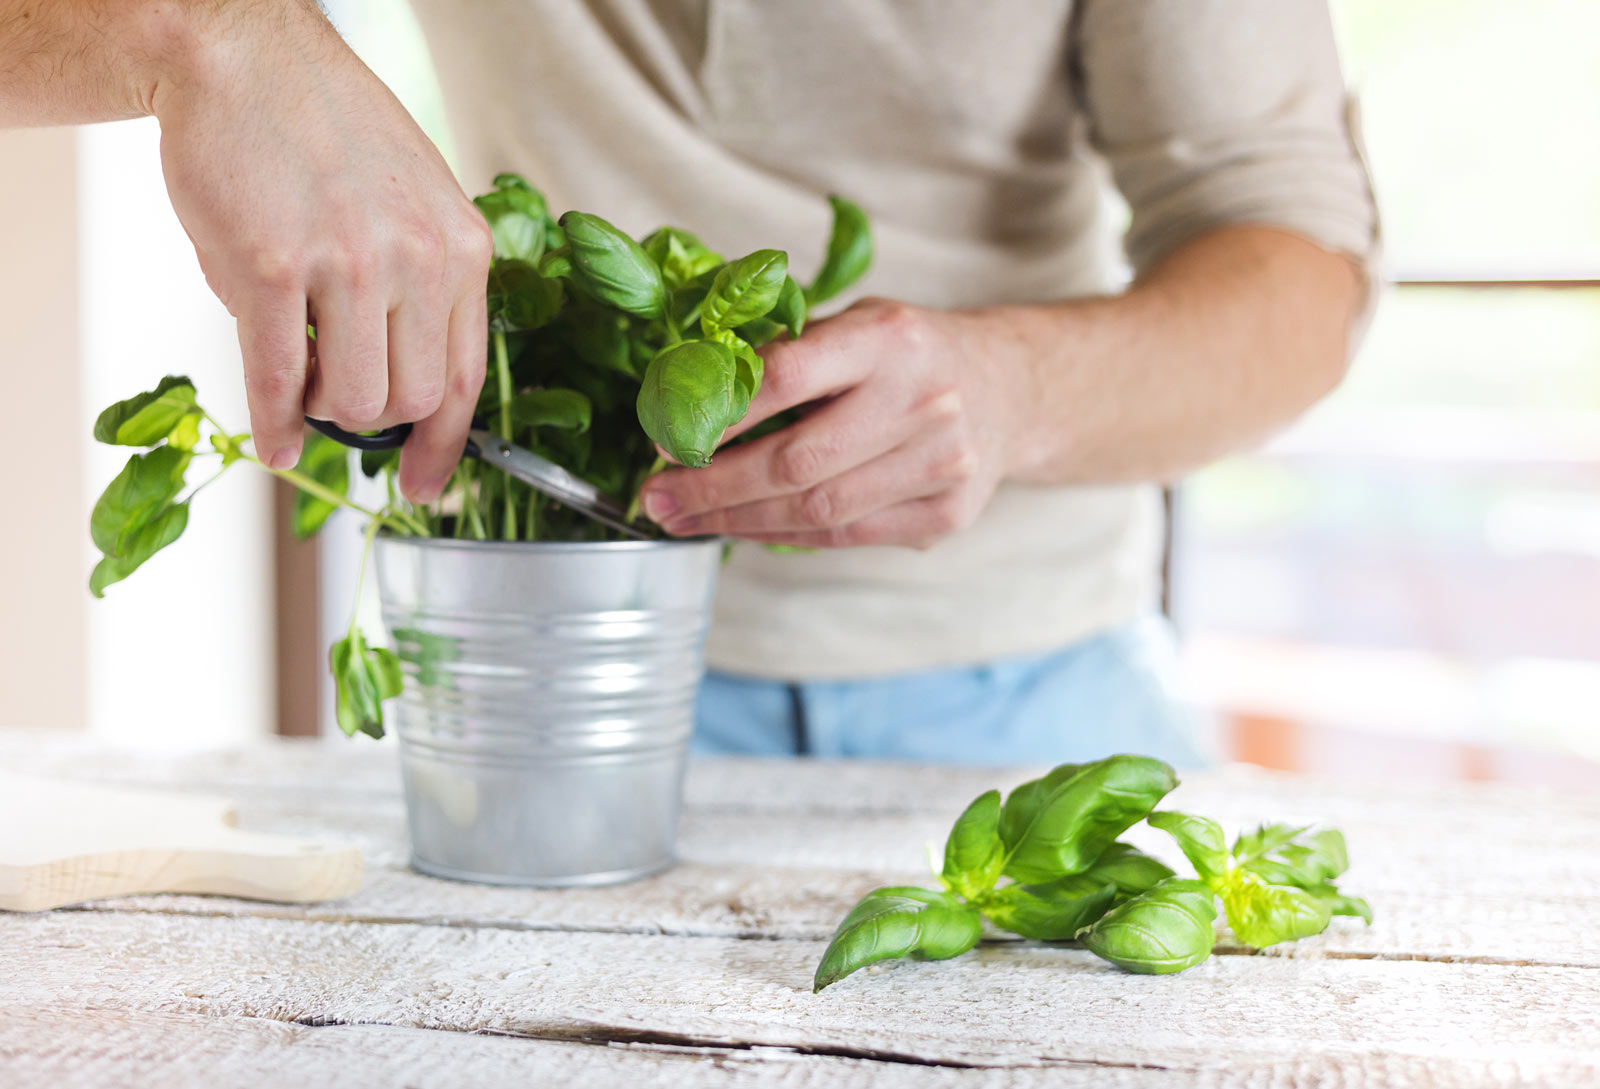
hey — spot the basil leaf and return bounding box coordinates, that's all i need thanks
[641,226,723,287]
[89,501,189,598]
[165,412,201,453]
[538,245,574,281]
[806,195,872,306]
[669,264,723,329]
[813,886,982,993]
[90,445,191,559]
[941,789,1004,899]
[1219,871,1333,948]
[1069,841,1176,896]
[998,755,1178,884]
[292,432,351,540]
[709,329,763,420]
[210,432,250,467]
[488,259,564,332]
[93,375,197,446]
[701,249,788,335]
[1231,822,1312,865]
[511,388,592,433]
[771,274,807,337]
[982,881,1119,941]
[734,316,784,348]
[474,181,550,264]
[1236,826,1349,891]
[1309,886,1374,925]
[1077,878,1218,975]
[1148,810,1230,886]
[636,340,740,468]
[559,211,667,319]
[329,626,404,740]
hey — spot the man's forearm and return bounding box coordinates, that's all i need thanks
[0,0,311,126]
[1000,226,1365,486]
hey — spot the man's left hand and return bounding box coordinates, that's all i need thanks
[638,298,1022,550]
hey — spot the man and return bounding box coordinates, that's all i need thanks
[2,1,1376,766]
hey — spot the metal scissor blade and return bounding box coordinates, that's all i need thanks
[466,429,657,540]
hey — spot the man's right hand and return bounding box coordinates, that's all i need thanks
[148,1,490,501]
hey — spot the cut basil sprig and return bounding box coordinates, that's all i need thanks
[813,754,1370,991]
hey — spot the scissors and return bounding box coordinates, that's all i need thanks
[305,418,660,541]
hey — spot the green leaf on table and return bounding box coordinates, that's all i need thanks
[93,375,197,446]
[1066,841,1177,896]
[1240,827,1349,887]
[329,626,404,740]
[1148,810,1230,886]
[806,195,872,306]
[997,755,1178,884]
[982,841,1174,940]
[511,388,592,433]
[559,211,667,319]
[292,432,351,539]
[1077,877,1219,974]
[636,340,741,468]
[1218,870,1333,949]
[1231,822,1312,866]
[813,886,982,993]
[982,880,1119,941]
[940,789,1005,899]
[1308,886,1374,925]
[701,248,787,335]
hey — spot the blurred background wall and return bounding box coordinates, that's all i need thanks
[0,0,1594,785]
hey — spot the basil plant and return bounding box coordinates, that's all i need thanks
[87,176,874,739]
[814,754,1372,990]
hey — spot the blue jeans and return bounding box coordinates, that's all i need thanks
[693,615,1211,768]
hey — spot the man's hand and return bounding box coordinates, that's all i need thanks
[638,227,1361,551]
[153,3,491,500]
[640,299,1019,550]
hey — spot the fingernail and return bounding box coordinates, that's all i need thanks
[411,476,449,505]
[663,516,697,536]
[268,446,301,471]
[643,489,678,522]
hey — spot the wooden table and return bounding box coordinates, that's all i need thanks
[1,733,1597,1087]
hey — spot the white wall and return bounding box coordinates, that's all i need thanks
[78,119,274,747]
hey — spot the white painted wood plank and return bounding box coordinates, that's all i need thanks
[48,783,1600,967]
[6,735,1599,964]
[0,1007,1189,1088]
[2,911,1596,1079]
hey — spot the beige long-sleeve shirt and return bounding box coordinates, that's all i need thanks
[408,0,1379,680]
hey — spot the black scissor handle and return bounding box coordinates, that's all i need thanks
[304,417,413,450]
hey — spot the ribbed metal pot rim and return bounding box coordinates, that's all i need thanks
[377,531,719,555]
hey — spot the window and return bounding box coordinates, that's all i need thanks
[1173,0,1600,785]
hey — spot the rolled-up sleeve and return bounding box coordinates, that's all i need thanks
[1074,0,1380,303]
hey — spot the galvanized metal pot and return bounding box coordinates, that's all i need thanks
[373,535,722,886]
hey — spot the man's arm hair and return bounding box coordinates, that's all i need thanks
[0,1,316,127]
